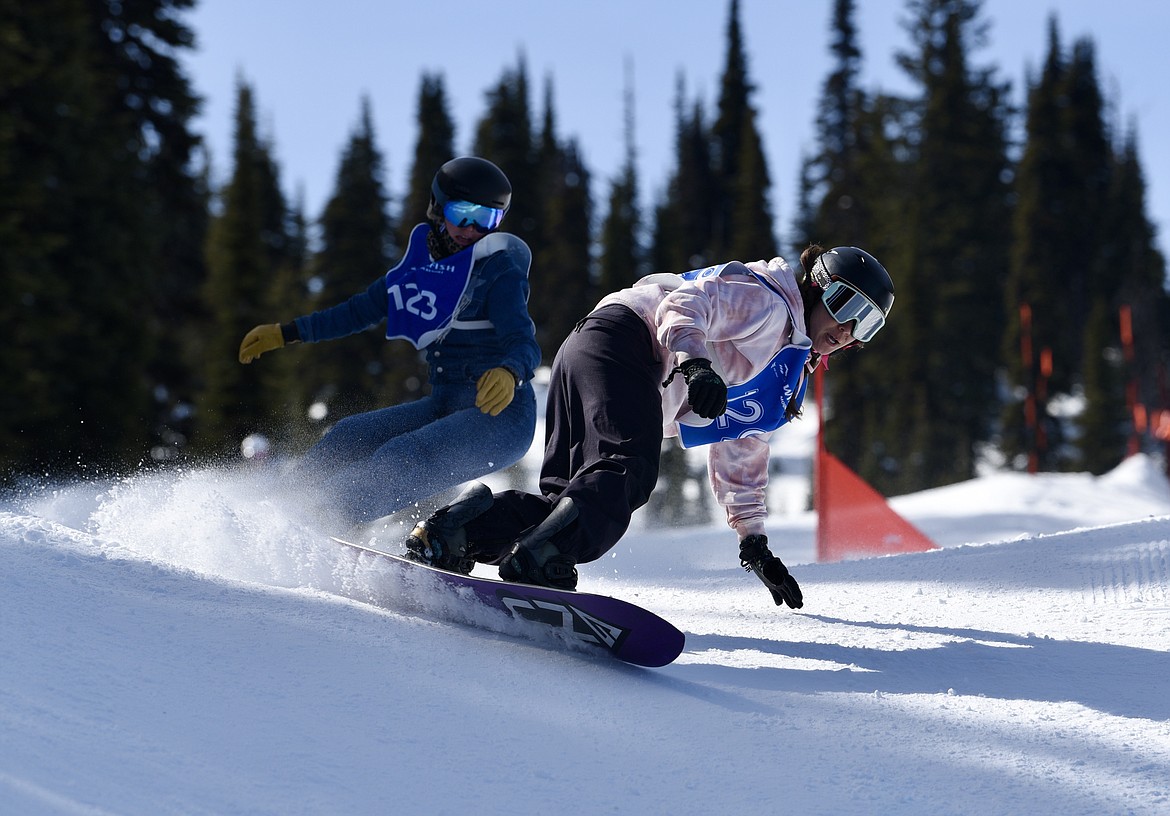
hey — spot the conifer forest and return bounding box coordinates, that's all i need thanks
[2,0,1167,500]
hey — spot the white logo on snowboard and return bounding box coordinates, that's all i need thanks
[500,595,628,649]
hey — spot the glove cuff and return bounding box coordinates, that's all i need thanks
[739,534,772,567]
[680,358,712,376]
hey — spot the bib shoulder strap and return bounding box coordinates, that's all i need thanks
[472,231,530,271]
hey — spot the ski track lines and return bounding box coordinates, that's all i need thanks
[1082,537,1170,606]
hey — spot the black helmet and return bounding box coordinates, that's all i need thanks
[431,156,512,212]
[811,247,894,342]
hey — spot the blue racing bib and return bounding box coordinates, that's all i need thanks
[384,223,477,349]
[677,345,810,447]
[674,262,809,447]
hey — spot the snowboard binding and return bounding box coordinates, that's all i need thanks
[404,482,494,575]
[499,497,580,590]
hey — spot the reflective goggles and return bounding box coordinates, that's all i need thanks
[822,279,886,342]
[442,199,505,233]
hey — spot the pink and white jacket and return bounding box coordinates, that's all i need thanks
[595,256,812,538]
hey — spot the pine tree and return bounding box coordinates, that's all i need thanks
[1003,22,1117,471]
[529,78,594,360]
[1090,131,1170,461]
[808,0,867,245]
[597,60,643,295]
[879,0,1012,492]
[0,0,204,478]
[651,77,717,273]
[1061,39,1113,357]
[397,72,456,252]
[473,58,574,358]
[1000,19,1068,470]
[0,0,94,477]
[196,79,294,457]
[805,0,908,481]
[709,0,749,257]
[298,98,401,431]
[727,108,777,261]
[651,0,774,272]
[473,56,538,243]
[710,0,775,261]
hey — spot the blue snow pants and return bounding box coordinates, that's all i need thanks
[302,380,537,527]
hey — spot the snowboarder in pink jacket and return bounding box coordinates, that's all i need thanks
[406,244,894,607]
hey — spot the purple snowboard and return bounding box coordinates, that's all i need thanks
[333,536,685,667]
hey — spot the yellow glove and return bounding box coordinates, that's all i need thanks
[475,367,517,416]
[239,323,284,364]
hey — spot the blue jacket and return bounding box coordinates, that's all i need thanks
[292,231,541,387]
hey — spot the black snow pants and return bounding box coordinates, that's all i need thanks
[466,304,665,564]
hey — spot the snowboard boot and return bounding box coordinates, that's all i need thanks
[498,497,580,590]
[404,482,493,575]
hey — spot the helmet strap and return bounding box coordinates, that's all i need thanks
[810,256,833,289]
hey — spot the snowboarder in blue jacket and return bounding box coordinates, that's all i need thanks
[238,157,541,527]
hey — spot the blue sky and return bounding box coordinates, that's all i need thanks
[185,0,1168,259]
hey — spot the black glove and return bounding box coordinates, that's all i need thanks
[681,358,727,419]
[739,534,803,609]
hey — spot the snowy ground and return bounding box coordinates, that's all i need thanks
[3,447,1170,815]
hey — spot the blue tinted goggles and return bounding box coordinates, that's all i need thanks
[822,280,886,342]
[443,199,505,233]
